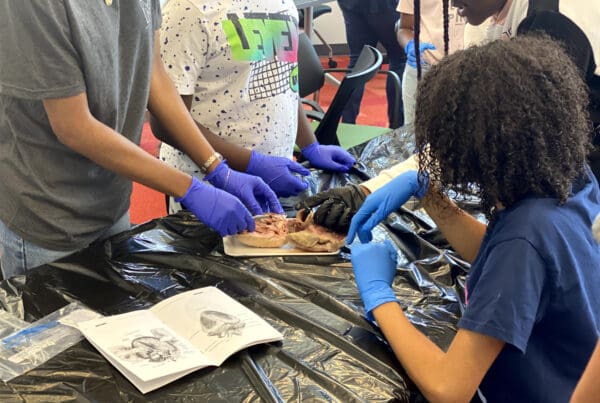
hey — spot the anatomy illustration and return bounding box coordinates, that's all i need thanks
[199,310,245,338]
[112,328,181,363]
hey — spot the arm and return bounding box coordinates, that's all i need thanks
[397,13,414,49]
[43,92,192,198]
[571,340,600,402]
[295,101,318,149]
[151,93,253,172]
[373,302,504,402]
[147,31,222,174]
[420,188,487,263]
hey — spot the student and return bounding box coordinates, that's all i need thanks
[0,1,281,279]
[152,0,356,211]
[336,0,407,126]
[301,0,600,232]
[349,37,600,401]
[396,0,465,127]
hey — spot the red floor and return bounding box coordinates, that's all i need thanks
[130,55,390,224]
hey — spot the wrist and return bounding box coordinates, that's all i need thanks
[362,283,397,313]
[301,141,319,155]
[404,39,414,54]
[201,151,223,174]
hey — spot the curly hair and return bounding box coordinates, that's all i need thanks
[415,35,592,217]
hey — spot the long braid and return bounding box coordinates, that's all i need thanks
[442,0,449,56]
[414,0,421,79]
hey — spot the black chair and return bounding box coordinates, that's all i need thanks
[298,32,400,147]
[298,6,338,68]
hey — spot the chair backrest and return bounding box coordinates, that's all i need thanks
[298,32,325,98]
[315,45,383,145]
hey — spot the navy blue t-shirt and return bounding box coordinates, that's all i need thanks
[458,170,600,402]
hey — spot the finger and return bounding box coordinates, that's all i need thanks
[240,189,264,216]
[288,176,309,195]
[333,151,356,167]
[422,43,437,51]
[323,201,345,231]
[313,198,336,226]
[253,184,282,214]
[243,210,255,232]
[357,213,382,243]
[383,240,398,261]
[347,212,369,244]
[336,206,354,234]
[326,161,351,172]
[287,161,311,176]
[301,191,331,208]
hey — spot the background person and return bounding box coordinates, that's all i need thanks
[336,0,407,126]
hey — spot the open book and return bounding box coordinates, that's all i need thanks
[77,287,283,394]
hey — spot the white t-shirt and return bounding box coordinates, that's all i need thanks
[159,0,300,176]
[465,0,600,75]
[397,0,466,63]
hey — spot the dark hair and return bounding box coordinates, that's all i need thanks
[415,35,592,217]
[414,0,450,79]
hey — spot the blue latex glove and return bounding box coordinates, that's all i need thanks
[176,176,255,236]
[246,150,310,197]
[205,161,284,215]
[405,39,436,69]
[301,141,356,172]
[347,170,428,243]
[351,240,398,319]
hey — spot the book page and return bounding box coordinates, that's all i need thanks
[151,287,283,365]
[78,310,210,384]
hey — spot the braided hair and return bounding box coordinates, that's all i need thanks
[413,0,451,79]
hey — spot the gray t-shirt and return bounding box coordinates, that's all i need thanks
[0,0,161,251]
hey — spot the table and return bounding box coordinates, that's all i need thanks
[0,132,467,402]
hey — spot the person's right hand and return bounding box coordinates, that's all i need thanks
[176,176,255,236]
[405,39,436,68]
[347,170,428,243]
[205,161,284,215]
[246,150,310,197]
[297,184,367,233]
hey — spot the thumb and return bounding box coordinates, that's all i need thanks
[421,43,437,51]
[240,188,264,216]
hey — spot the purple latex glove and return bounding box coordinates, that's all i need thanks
[347,170,429,244]
[351,240,399,320]
[175,176,255,236]
[205,161,284,215]
[301,141,356,172]
[246,150,310,197]
[405,39,436,68]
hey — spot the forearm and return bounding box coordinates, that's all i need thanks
[397,13,414,49]
[373,302,453,401]
[46,97,191,198]
[420,189,486,262]
[295,101,318,149]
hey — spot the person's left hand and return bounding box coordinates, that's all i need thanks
[301,141,356,172]
[351,240,399,318]
[205,161,284,215]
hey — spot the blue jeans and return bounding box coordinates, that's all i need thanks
[339,5,406,126]
[0,212,130,280]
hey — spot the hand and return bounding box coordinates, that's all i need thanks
[205,161,284,215]
[301,141,356,172]
[176,176,255,236]
[347,170,428,243]
[405,39,436,68]
[351,240,398,318]
[297,184,366,233]
[246,150,310,197]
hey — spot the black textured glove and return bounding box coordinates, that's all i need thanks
[296,184,367,234]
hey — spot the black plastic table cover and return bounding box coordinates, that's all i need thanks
[0,130,471,402]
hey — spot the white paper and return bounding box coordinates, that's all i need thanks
[77,287,283,394]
